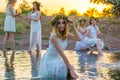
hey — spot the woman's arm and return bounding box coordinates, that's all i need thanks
[29,11,41,21]
[9,5,21,17]
[95,26,101,36]
[86,29,92,38]
[78,27,87,34]
[68,22,81,41]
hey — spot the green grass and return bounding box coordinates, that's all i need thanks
[16,22,27,34]
[42,36,49,40]
[0,28,4,34]
[15,42,20,45]
[107,17,120,24]
[104,45,109,50]
[15,37,22,40]
[0,13,5,34]
[0,13,5,19]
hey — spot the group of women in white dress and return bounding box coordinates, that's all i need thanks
[3,0,104,79]
[3,0,41,61]
[75,18,104,56]
[75,18,104,71]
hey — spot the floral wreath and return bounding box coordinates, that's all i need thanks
[32,1,41,7]
[51,14,69,26]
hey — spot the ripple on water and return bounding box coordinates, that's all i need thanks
[0,50,120,80]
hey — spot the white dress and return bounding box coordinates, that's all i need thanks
[28,11,42,51]
[83,25,104,49]
[75,27,88,50]
[4,6,16,32]
[38,33,68,78]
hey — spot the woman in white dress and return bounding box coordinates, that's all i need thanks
[25,1,41,60]
[85,17,104,58]
[38,14,80,79]
[3,0,21,59]
[75,19,90,70]
[75,19,88,51]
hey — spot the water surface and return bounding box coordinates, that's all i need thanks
[0,50,120,80]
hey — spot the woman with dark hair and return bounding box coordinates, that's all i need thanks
[38,14,80,79]
[25,1,42,60]
[3,0,21,60]
[85,17,104,58]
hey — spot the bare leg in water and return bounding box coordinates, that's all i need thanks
[2,32,9,57]
[9,32,15,61]
[96,40,103,59]
[36,44,41,61]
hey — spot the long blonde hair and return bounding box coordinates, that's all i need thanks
[52,24,69,41]
[51,14,69,40]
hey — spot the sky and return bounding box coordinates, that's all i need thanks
[0,0,107,15]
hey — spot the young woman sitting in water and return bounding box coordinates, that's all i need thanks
[38,14,81,79]
[85,17,104,58]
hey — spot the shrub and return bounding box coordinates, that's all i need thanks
[16,23,27,34]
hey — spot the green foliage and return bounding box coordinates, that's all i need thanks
[90,0,120,17]
[83,8,100,17]
[41,9,48,16]
[16,23,27,34]
[42,36,49,40]
[19,0,32,14]
[41,11,47,16]
[0,27,4,34]
[0,13,5,34]
[0,13,5,19]
[104,45,109,50]
[102,8,114,17]
[108,69,120,80]
[68,10,79,16]
[59,7,65,14]
[15,37,22,40]
[107,17,120,24]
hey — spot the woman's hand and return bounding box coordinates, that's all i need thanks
[17,12,22,16]
[68,19,74,27]
[24,17,31,20]
[23,17,31,22]
[69,67,78,78]
[67,19,81,41]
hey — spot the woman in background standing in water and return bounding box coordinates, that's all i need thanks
[25,1,42,60]
[3,0,21,60]
[24,1,42,77]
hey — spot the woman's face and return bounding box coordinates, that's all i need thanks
[80,21,85,26]
[11,0,17,5]
[91,19,96,25]
[33,3,37,10]
[57,19,66,32]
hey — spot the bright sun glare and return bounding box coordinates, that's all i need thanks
[0,0,107,15]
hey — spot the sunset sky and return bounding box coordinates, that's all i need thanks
[0,0,107,15]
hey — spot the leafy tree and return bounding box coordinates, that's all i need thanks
[83,8,100,17]
[19,0,32,14]
[41,9,48,16]
[59,7,65,14]
[90,0,120,17]
[102,8,114,17]
[68,10,79,16]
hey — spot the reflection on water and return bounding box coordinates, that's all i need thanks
[4,58,15,80]
[0,50,120,80]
